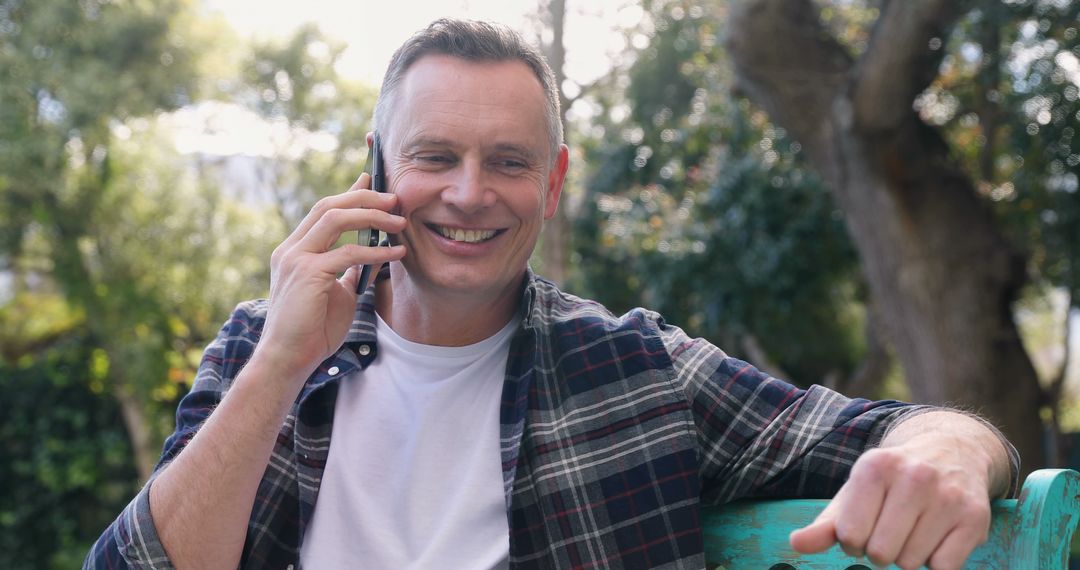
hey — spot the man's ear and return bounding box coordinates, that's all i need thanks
[544,144,570,219]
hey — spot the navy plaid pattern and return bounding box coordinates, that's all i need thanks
[85,271,1017,569]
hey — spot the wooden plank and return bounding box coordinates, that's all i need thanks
[701,469,1080,569]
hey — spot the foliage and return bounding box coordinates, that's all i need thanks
[0,0,205,398]
[899,2,1080,422]
[0,1,380,561]
[0,0,202,261]
[0,334,137,569]
[573,0,1080,394]
[236,24,378,226]
[570,0,864,385]
[73,120,282,417]
[0,112,282,568]
[934,1,1080,312]
[0,0,285,563]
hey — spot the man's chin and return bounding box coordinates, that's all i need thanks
[422,269,523,299]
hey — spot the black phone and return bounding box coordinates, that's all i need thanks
[356,132,386,294]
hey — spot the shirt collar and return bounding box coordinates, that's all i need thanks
[518,266,565,333]
[344,264,384,345]
[345,264,550,350]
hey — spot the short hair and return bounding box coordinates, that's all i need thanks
[374,18,562,161]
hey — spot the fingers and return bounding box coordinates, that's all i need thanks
[925,521,988,570]
[339,263,363,294]
[791,464,888,558]
[892,514,951,570]
[325,242,406,272]
[276,242,405,286]
[789,501,839,554]
[296,207,406,253]
[291,175,372,242]
[796,448,992,570]
[894,492,989,570]
[351,172,371,191]
[831,456,888,558]
[278,173,394,254]
[862,465,931,566]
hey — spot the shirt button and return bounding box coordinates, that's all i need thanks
[327,366,340,376]
[357,344,372,356]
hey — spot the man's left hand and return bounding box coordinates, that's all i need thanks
[789,411,1011,570]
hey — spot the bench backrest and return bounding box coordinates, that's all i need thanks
[701,468,1080,569]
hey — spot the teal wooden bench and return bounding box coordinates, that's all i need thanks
[702,469,1080,569]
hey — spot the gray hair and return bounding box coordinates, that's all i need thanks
[373,18,563,161]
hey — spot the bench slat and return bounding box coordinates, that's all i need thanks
[701,469,1080,569]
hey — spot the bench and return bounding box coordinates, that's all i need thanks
[701,468,1080,569]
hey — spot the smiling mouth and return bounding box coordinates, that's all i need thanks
[430,224,500,244]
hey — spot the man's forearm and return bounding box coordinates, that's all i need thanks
[878,410,1015,499]
[149,354,308,568]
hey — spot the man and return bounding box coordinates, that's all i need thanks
[87,18,1017,570]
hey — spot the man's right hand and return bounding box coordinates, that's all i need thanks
[147,174,406,568]
[255,172,406,382]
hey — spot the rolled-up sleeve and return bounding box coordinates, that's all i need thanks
[658,321,948,503]
[84,301,265,568]
[84,474,172,569]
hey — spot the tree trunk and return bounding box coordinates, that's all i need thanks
[540,0,570,285]
[114,383,158,482]
[832,303,892,399]
[727,0,1045,471]
[41,153,164,482]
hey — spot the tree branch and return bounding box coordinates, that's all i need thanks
[565,73,611,110]
[975,3,1003,184]
[1048,293,1074,410]
[740,333,792,382]
[1043,292,1074,467]
[726,0,852,159]
[842,300,893,398]
[852,0,969,132]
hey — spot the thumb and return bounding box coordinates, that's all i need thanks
[341,265,361,293]
[790,504,839,554]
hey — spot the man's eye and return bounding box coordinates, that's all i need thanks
[496,159,527,170]
[419,155,452,164]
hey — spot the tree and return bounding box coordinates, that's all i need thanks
[0,0,211,479]
[571,0,877,390]
[929,2,1080,461]
[0,334,137,568]
[536,0,572,285]
[1,5,374,559]
[239,24,377,228]
[533,0,644,285]
[726,0,1048,468]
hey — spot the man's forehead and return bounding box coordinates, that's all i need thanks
[399,54,543,95]
[386,54,549,152]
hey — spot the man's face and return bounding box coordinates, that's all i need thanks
[382,55,568,304]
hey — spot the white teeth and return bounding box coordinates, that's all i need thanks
[436,226,497,243]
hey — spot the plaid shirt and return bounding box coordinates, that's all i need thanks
[86,271,1011,569]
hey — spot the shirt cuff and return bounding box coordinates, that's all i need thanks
[116,476,175,569]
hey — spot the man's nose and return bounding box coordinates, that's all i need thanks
[441,161,496,214]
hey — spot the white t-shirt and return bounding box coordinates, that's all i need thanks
[299,314,517,569]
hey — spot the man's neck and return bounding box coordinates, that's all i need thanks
[373,266,524,347]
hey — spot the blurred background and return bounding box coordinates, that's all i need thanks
[2,0,1079,566]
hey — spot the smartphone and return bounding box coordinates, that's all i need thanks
[355,132,386,294]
